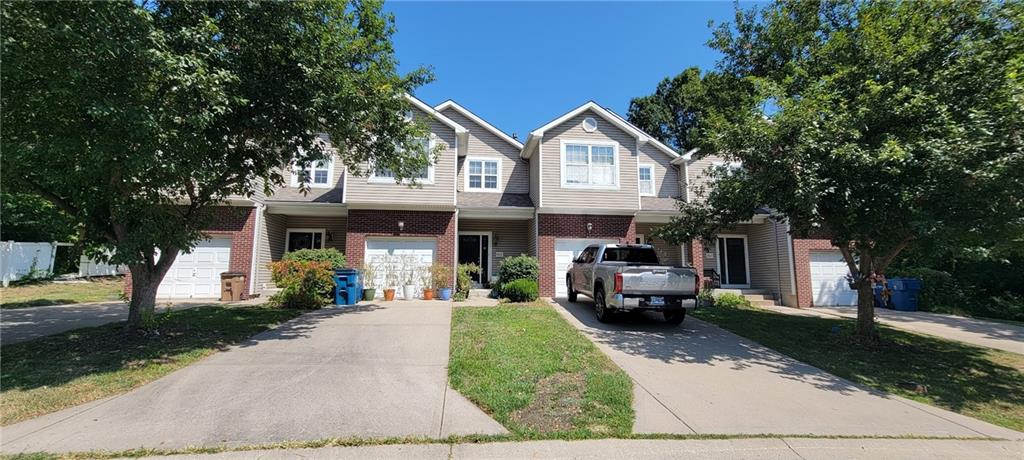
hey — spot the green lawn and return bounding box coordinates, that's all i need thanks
[0,277,123,309]
[693,304,1024,431]
[449,302,634,438]
[0,305,302,426]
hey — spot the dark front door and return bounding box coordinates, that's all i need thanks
[458,234,489,284]
[717,237,748,286]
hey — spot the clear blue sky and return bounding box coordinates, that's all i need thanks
[385,1,747,139]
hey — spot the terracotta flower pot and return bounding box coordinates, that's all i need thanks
[422,289,435,300]
[383,288,396,301]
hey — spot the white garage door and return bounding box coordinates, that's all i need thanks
[554,238,617,298]
[809,250,857,306]
[157,238,232,299]
[365,238,436,299]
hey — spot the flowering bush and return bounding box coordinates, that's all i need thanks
[268,260,334,309]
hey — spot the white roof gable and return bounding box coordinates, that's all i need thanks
[435,100,523,149]
[406,94,468,156]
[520,101,679,160]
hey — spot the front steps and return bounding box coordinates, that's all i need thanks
[469,288,493,299]
[713,288,780,307]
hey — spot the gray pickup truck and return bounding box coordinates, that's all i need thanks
[566,244,700,324]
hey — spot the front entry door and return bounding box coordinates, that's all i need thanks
[458,234,489,285]
[717,236,749,287]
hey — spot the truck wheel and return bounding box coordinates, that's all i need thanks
[664,310,686,325]
[566,276,578,302]
[595,289,613,323]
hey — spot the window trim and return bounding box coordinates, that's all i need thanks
[368,136,436,185]
[559,139,620,190]
[638,163,655,196]
[464,156,502,193]
[290,157,334,189]
[285,228,326,252]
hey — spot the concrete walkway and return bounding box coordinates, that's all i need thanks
[765,305,1024,354]
[138,438,1024,459]
[0,301,210,344]
[1,301,505,454]
[549,299,1022,439]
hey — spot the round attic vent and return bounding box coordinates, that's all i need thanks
[582,117,598,132]
[402,110,414,122]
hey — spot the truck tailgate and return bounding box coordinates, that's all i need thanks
[620,265,696,295]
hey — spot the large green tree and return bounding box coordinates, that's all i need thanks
[2,0,433,328]
[636,0,1023,339]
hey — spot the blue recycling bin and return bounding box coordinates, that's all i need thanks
[333,268,362,306]
[888,277,921,311]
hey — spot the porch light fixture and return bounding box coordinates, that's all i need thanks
[397,221,405,232]
[586,222,593,236]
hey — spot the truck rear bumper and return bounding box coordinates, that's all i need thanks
[608,293,698,311]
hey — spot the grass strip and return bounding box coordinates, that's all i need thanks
[692,304,1024,431]
[448,302,634,437]
[1,305,303,425]
[1,278,123,309]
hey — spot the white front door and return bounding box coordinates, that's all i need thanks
[554,238,616,298]
[157,238,232,299]
[809,250,858,306]
[365,238,436,299]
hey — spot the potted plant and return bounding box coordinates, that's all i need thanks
[382,261,397,301]
[420,267,435,300]
[430,263,453,301]
[401,258,417,300]
[361,263,377,301]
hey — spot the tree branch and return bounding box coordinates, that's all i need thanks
[16,177,79,216]
[875,236,913,274]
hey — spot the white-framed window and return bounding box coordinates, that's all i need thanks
[560,140,619,189]
[465,157,501,192]
[291,158,334,188]
[286,228,326,252]
[369,137,434,184]
[711,161,743,177]
[638,164,655,196]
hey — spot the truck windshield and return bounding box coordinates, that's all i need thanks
[601,247,660,264]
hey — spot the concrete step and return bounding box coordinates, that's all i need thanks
[469,288,493,298]
[714,288,769,296]
[742,294,775,302]
[748,299,779,307]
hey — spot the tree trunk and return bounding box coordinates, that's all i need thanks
[125,249,177,330]
[854,281,876,339]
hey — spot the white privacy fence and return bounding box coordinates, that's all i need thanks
[78,255,127,277]
[0,241,58,286]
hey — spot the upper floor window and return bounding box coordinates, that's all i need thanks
[369,138,433,184]
[561,141,618,189]
[638,164,654,196]
[291,158,333,188]
[466,157,500,192]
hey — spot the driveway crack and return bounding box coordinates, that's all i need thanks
[781,438,808,460]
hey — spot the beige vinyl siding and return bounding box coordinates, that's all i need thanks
[540,110,638,210]
[636,222,683,267]
[440,108,528,194]
[255,213,287,292]
[706,222,794,302]
[685,153,728,204]
[344,108,457,206]
[254,214,347,293]
[458,219,531,280]
[637,143,682,210]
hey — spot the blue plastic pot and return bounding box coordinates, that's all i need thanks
[438,287,453,301]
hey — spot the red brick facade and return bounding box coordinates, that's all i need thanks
[686,240,704,281]
[537,213,636,297]
[792,238,836,308]
[125,206,256,300]
[344,210,457,275]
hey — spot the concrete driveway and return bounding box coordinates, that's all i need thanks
[1,301,505,454]
[0,301,210,345]
[807,307,1023,354]
[550,299,1022,439]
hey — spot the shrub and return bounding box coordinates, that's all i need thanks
[456,263,479,299]
[282,248,346,269]
[268,260,334,309]
[497,255,539,285]
[501,278,539,302]
[714,292,751,309]
[697,288,715,307]
[430,263,452,289]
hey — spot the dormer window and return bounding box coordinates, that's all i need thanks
[466,157,500,192]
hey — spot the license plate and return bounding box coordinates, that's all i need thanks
[649,296,665,306]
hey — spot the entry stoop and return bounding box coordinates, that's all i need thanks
[713,288,781,307]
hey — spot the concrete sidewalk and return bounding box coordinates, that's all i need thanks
[765,305,1024,354]
[1,301,505,454]
[0,301,209,344]
[138,438,1024,459]
[549,299,1022,440]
